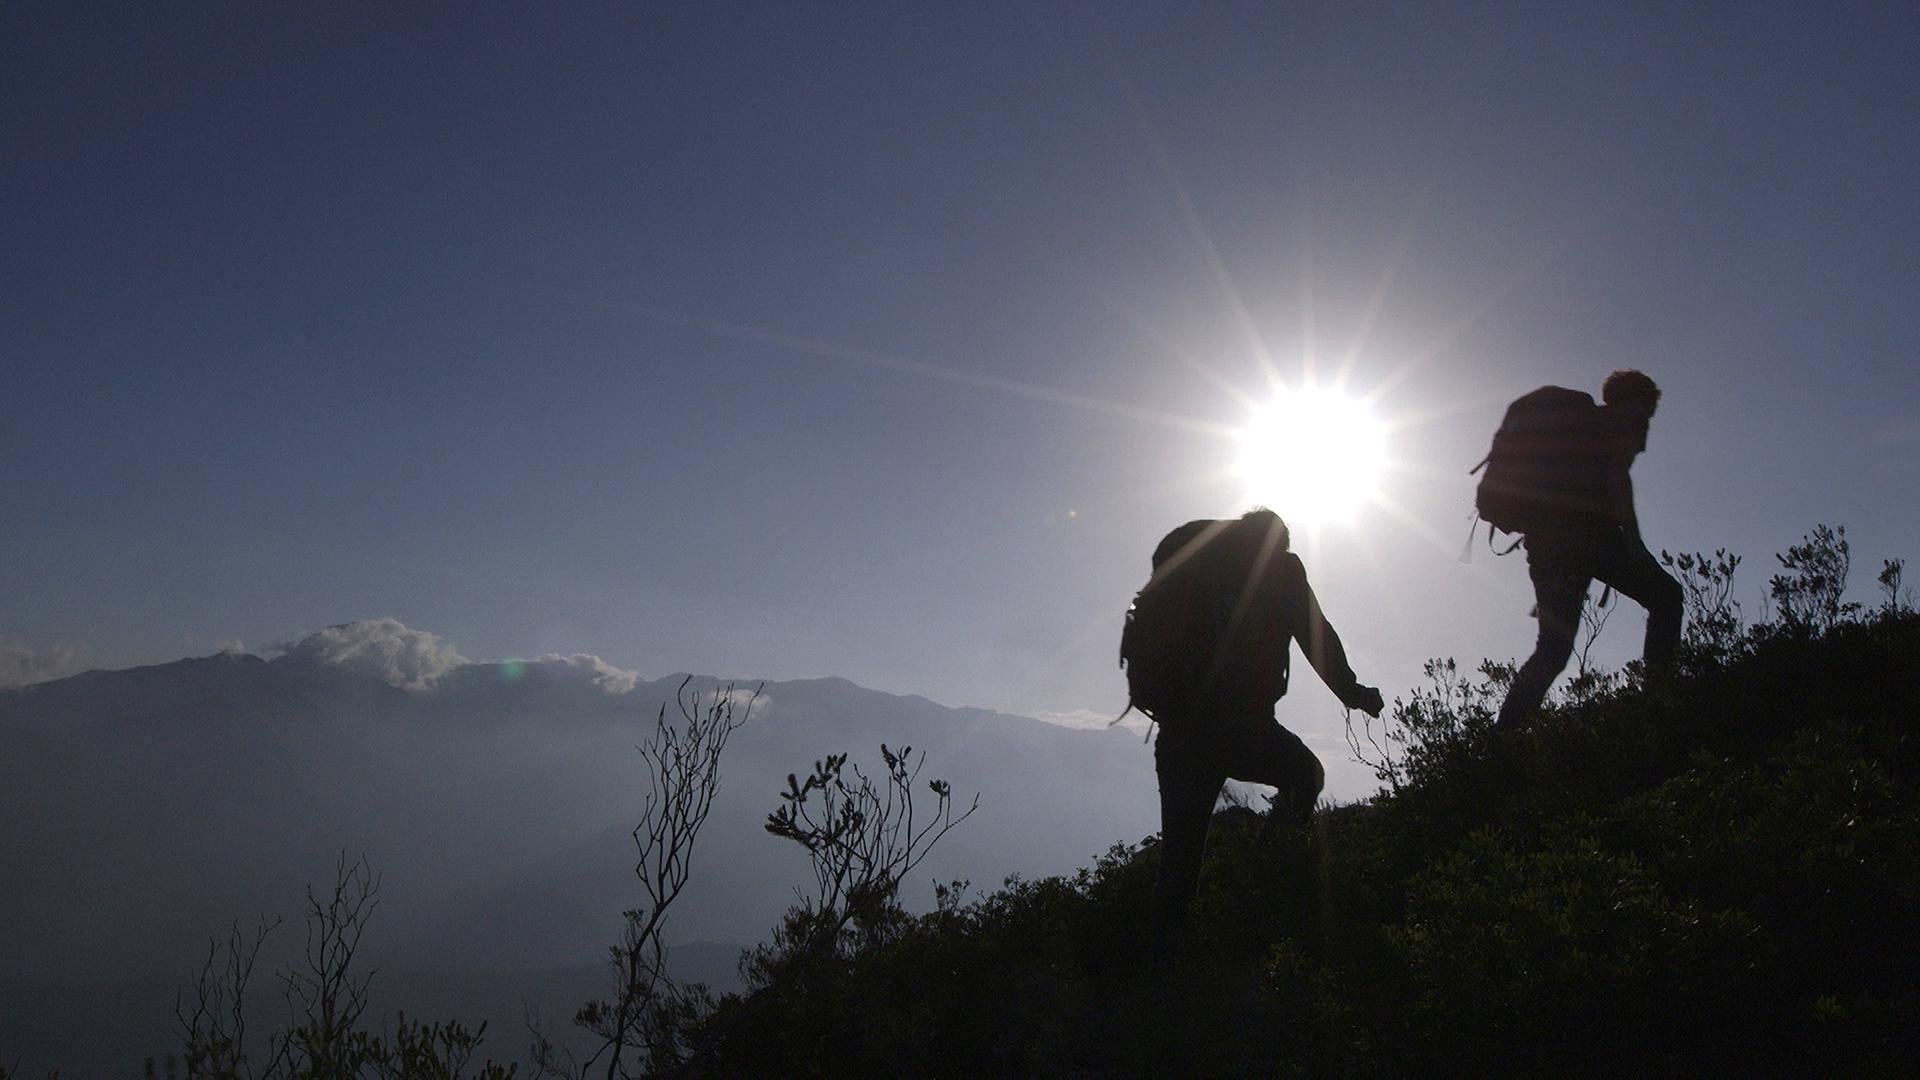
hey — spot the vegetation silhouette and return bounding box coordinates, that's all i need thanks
[753,742,979,969]
[541,690,979,1078]
[1474,370,1684,728]
[62,526,1910,1077]
[1119,508,1384,947]
[555,679,757,1079]
[663,524,1918,1076]
[159,853,517,1079]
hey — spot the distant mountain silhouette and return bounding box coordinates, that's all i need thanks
[0,639,1155,1074]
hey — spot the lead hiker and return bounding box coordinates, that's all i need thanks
[1473,369,1683,727]
[1120,508,1384,943]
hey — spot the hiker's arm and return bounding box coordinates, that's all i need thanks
[1613,468,1639,536]
[1604,414,1642,534]
[1294,583,1382,715]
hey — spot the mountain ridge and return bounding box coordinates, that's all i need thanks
[0,632,1159,1072]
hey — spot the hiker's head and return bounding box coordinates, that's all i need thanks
[1239,508,1291,553]
[1602,369,1660,449]
[1602,369,1660,416]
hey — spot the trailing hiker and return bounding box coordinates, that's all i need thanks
[1119,508,1384,944]
[1472,369,1683,727]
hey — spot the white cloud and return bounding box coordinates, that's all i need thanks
[529,653,642,694]
[707,684,771,719]
[274,620,651,696]
[1029,707,1131,731]
[720,684,768,712]
[280,618,469,690]
[0,642,86,688]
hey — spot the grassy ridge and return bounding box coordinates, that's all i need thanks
[682,609,1920,1076]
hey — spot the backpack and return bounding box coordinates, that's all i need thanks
[1472,386,1615,542]
[1118,518,1291,722]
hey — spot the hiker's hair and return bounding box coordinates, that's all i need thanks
[1240,507,1291,552]
[1602,369,1661,410]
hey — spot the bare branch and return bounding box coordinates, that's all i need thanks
[579,678,756,1079]
[176,915,281,1078]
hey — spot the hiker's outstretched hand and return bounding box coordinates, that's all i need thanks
[1348,684,1385,718]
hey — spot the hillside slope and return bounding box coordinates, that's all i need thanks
[682,609,1920,1076]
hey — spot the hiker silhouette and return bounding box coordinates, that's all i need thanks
[1475,369,1684,727]
[1120,508,1383,944]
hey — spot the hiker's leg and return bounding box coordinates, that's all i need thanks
[1152,733,1223,948]
[1596,535,1684,671]
[1230,715,1324,824]
[1497,550,1587,727]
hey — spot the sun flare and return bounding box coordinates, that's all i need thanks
[1233,386,1389,527]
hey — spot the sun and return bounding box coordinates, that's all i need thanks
[1232,385,1389,527]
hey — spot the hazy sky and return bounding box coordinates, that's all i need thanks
[6,3,1917,740]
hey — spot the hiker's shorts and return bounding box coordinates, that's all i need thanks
[1150,705,1323,937]
[1153,706,1323,817]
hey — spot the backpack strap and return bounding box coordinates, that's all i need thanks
[1461,511,1527,563]
[1106,704,1155,744]
[1459,512,1480,564]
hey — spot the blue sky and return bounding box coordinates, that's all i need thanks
[5,3,1917,771]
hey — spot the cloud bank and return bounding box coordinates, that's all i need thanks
[279,618,470,689]
[276,619,642,694]
[0,642,86,688]
[1029,707,1124,730]
[527,653,642,694]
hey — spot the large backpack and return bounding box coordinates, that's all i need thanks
[1473,386,1615,541]
[1118,518,1291,722]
